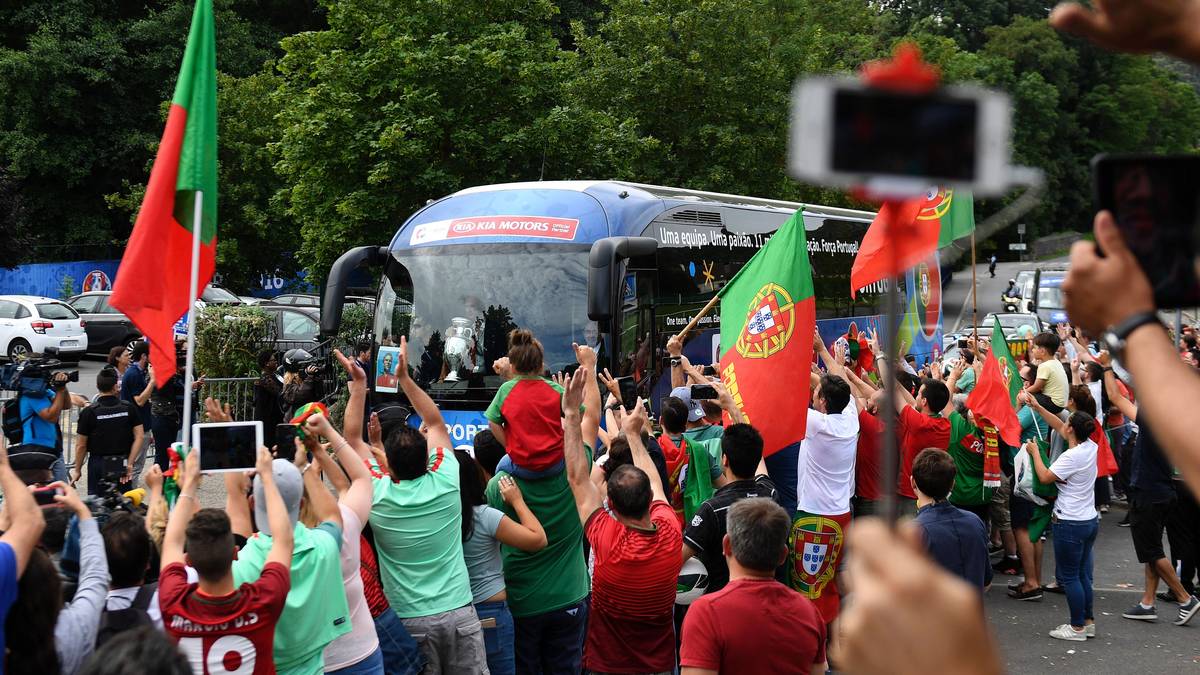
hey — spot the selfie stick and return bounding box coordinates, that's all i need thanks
[858,44,941,526]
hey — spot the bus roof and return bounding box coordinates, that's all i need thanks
[391,180,877,251]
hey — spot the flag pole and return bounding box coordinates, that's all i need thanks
[180,191,204,456]
[673,292,723,343]
[971,232,978,344]
[879,214,902,526]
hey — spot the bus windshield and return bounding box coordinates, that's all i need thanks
[377,245,590,405]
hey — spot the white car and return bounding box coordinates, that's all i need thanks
[0,296,89,361]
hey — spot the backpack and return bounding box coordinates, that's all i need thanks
[1,395,32,445]
[96,583,157,647]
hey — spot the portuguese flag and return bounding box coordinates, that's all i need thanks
[110,0,217,387]
[718,210,815,456]
[850,188,975,298]
[966,318,1022,447]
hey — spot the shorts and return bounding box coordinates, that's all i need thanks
[1130,496,1175,564]
[990,479,1012,533]
[1033,392,1064,415]
[1010,495,1035,531]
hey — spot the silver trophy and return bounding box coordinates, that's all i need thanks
[443,317,476,382]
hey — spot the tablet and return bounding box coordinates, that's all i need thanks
[192,421,263,473]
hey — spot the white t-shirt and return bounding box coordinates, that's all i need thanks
[1086,381,1103,417]
[797,396,859,516]
[1048,439,1098,521]
[323,504,381,670]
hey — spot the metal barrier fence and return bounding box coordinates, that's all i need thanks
[201,377,258,421]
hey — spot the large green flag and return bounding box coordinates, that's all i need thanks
[918,188,975,248]
[989,317,1022,405]
[718,210,816,455]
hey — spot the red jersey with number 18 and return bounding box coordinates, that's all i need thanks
[159,561,290,675]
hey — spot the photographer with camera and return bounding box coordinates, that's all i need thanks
[71,368,144,495]
[16,366,74,483]
[279,348,324,419]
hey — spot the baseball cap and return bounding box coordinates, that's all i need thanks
[253,459,303,537]
[670,386,704,423]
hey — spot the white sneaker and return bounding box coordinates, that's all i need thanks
[1084,623,1095,638]
[1049,624,1087,641]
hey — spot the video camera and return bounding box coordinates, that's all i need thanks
[0,358,78,397]
[279,348,324,379]
[84,476,140,525]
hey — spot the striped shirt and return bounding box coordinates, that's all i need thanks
[583,501,682,673]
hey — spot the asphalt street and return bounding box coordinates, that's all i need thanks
[943,259,1200,673]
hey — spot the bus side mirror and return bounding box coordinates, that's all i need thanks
[321,245,389,338]
[588,237,658,322]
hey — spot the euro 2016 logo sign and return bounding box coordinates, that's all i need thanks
[735,283,796,360]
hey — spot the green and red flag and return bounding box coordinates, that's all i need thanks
[718,210,815,456]
[849,188,975,298]
[110,0,217,387]
[967,318,1022,448]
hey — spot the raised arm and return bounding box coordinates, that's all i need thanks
[624,401,667,504]
[713,380,744,425]
[295,438,342,529]
[334,349,374,461]
[561,368,601,522]
[307,413,373,524]
[1019,391,1068,438]
[161,449,201,569]
[1098,351,1138,421]
[494,477,548,552]
[893,376,917,413]
[398,336,452,450]
[38,374,71,421]
[0,439,43,574]
[143,464,167,550]
[575,344,602,449]
[1023,439,1059,485]
[667,335,686,388]
[257,445,294,569]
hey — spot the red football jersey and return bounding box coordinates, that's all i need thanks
[159,562,290,674]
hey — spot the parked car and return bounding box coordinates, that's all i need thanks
[257,305,322,353]
[238,296,267,306]
[67,291,142,354]
[267,293,320,307]
[0,296,88,361]
[198,283,245,307]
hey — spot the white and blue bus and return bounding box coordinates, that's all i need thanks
[321,181,944,504]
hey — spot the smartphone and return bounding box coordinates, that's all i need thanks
[1092,153,1200,309]
[274,423,299,457]
[33,487,62,506]
[957,338,968,349]
[790,76,1012,197]
[690,383,719,400]
[192,421,264,473]
[701,365,717,377]
[616,376,638,412]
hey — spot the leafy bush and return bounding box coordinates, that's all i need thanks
[194,305,276,378]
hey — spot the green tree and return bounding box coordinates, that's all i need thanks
[274,0,652,276]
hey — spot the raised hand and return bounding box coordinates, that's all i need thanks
[622,397,648,436]
[493,356,513,380]
[368,412,383,447]
[574,342,597,369]
[255,445,274,478]
[1049,0,1200,61]
[666,335,683,357]
[204,397,232,423]
[598,368,622,402]
[498,475,525,505]
[334,348,367,387]
[397,336,412,381]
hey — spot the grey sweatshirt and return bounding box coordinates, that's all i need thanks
[55,517,110,675]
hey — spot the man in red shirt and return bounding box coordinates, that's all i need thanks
[893,377,952,516]
[159,445,294,674]
[561,369,682,674]
[680,497,828,675]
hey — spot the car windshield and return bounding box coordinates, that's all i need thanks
[36,302,78,320]
[203,285,241,303]
[377,245,589,406]
[1038,284,1065,309]
[993,315,1036,331]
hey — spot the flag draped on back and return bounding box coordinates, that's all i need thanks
[850,188,975,298]
[110,0,217,387]
[967,319,1022,448]
[718,210,815,456]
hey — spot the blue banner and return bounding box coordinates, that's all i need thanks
[0,260,120,298]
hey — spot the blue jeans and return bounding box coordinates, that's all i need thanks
[514,598,588,675]
[325,646,384,675]
[372,607,425,675]
[50,456,68,484]
[475,600,515,675]
[497,455,565,480]
[1053,517,1099,628]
